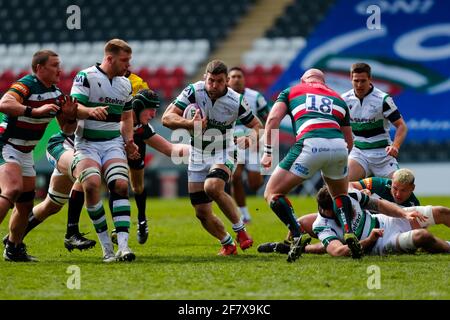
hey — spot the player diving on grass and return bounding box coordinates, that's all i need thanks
[258,169,450,256]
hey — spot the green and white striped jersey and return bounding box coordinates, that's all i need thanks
[312,189,379,247]
[174,81,255,150]
[342,86,401,150]
[70,65,132,141]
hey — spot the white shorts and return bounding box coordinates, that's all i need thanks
[279,137,348,180]
[349,147,399,178]
[236,146,260,172]
[74,136,126,167]
[0,144,35,177]
[370,214,412,255]
[234,125,260,172]
[188,146,235,183]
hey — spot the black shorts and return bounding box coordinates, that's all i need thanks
[127,139,146,170]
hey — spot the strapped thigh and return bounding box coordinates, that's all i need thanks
[104,162,129,185]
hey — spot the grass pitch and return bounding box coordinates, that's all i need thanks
[0,196,449,300]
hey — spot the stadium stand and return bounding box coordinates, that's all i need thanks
[238,0,335,92]
[0,0,256,100]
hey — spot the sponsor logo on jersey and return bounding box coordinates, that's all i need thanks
[207,118,228,129]
[312,147,330,153]
[294,163,309,175]
[101,97,126,105]
[352,117,376,123]
[74,74,85,84]
[10,83,30,96]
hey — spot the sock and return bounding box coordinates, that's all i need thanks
[239,206,251,221]
[23,210,42,238]
[333,195,354,234]
[87,201,108,233]
[66,190,84,236]
[97,230,113,254]
[117,232,130,251]
[135,188,147,223]
[270,195,301,238]
[220,233,233,246]
[232,221,245,233]
[110,191,131,236]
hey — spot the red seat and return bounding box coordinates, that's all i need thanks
[166,75,183,90]
[252,65,265,76]
[16,70,29,79]
[58,79,73,95]
[137,67,151,83]
[149,78,164,91]
[270,64,283,76]
[0,70,15,82]
[70,69,79,79]
[154,67,168,79]
[172,67,185,81]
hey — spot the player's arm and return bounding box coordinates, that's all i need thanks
[0,90,59,117]
[387,117,408,157]
[383,96,407,157]
[304,242,326,254]
[121,109,134,144]
[144,133,189,158]
[326,231,381,257]
[364,196,426,222]
[76,104,108,120]
[260,100,287,168]
[350,181,364,190]
[162,103,197,130]
[341,125,353,153]
[339,101,353,152]
[0,92,26,116]
[121,109,139,159]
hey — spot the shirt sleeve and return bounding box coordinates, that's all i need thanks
[173,84,196,110]
[70,71,90,104]
[8,77,33,100]
[382,95,401,123]
[237,95,255,125]
[275,88,290,105]
[313,225,340,248]
[142,123,156,140]
[122,80,133,112]
[256,93,270,120]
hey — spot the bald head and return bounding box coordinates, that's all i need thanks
[301,68,325,84]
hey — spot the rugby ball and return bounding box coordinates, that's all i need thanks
[183,103,204,120]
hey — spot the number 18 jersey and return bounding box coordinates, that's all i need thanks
[276,82,350,142]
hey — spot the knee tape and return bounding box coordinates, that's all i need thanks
[48,187,70,206]
[206,168,229,183]
[190,191,212,205]
[16,190,35,203]
[69,153,86,182]
[78,167,101,184]
[104,163,129,185]
[397,231,417,253]
[0,194,14,208]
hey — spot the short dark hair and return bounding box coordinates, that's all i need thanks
[351,62,371,77]
[104,38,132,55]
[316,185,334,211]
[205,60,228,76]
[229,66,244,75]
[32,49,58,73]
